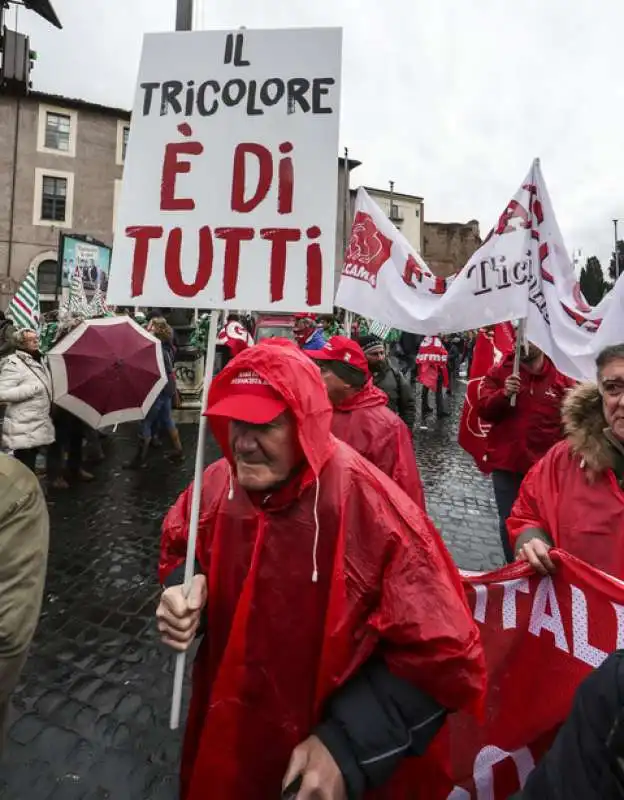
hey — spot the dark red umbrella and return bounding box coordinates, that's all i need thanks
[47,316,167,429]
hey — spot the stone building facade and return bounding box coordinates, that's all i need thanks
[423,219,482,278]
[365,186,424,254]
[0,89,130,310]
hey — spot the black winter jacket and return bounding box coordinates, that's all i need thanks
[314,659,447,799]
[517,650,624,799]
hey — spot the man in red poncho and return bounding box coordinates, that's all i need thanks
[311,336,426,509]
[416,336,450,420]
[508,343,624,580]
[156,340,485,800]
[477,340,574,563]
[216,312,254,369]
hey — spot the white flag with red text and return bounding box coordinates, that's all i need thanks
[336,160,624,381]
[335,184,531,336]
[503,160,614,381]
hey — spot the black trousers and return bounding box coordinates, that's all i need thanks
[491,470,525,563]
[13,447,38,473]
[421,373,446,417]
[47,409,84,480]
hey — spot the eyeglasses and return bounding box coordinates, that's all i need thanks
[600,380,624,399]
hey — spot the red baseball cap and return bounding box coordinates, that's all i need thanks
[310,336,370,375]
[207,369,287,424]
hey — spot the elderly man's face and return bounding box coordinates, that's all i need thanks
[600,358,624,441]
[229,412,298,491]
[20,331,39,354]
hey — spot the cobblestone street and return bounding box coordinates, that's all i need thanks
[0,386,503,799]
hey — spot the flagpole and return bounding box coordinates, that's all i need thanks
[509,157,538,407]
[169,0,200,732]
[510,318,526,408]
[342,147,353,337]
[169,307,220,730]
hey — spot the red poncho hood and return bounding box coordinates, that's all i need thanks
[335,378,389,412]
[161,340,485,800]
[331,379,426,510]
[207,338,334,477]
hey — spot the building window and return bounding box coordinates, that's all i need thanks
[41,176,67,221]
[37,259,59,295]
[37,104,77,157]
[415,208,420,218]
[45,112,71,152]
[33,168,74,228]
[389,203,403,223]
[122,127,129,160]
[116,120,131,165]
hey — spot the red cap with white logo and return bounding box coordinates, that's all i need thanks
[206,369,287,424]
[310,336,370,375]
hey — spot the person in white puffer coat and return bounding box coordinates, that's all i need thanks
[0,329,54,472]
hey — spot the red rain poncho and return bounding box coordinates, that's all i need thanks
[508,441,624,579]
[160,342,485,800]
[331,380,426,509]
[216,320,254,358]
[507,382,624,579]
[477,354,574,475]
[416,336,449,392]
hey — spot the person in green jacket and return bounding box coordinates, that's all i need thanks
[0,454,49,753]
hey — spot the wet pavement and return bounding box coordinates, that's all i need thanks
[0,384,503,799]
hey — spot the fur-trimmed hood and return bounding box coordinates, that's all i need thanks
[563,382,615,474]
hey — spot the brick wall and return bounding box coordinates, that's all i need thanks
[423,219,481,278]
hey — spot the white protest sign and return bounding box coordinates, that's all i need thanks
[107,28,342,312]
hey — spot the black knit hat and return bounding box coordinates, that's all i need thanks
[359,335,385,355]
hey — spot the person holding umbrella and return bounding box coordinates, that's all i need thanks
[157,340,485,800]
[46,314,170,479]
[126,317,183,469]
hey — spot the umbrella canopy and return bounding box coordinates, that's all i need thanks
[47,316,168,429]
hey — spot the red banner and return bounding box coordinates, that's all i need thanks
[435,552,624,798]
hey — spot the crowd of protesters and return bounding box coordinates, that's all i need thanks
[154,320,624,799]
[3,301,624,798]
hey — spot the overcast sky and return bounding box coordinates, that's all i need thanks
[17,0,624,272]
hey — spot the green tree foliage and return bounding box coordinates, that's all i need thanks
[580,256,611,306]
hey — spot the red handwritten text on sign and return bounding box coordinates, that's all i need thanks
[125,126,323,305]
